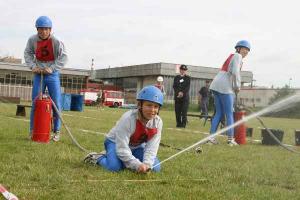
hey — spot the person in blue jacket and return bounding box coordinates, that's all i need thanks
[24,16,68,141]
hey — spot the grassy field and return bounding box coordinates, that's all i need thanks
[1,103,300,200]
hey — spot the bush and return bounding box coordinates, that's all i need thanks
[265,85,300,118]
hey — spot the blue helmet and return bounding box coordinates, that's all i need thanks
[137,85,164,106]
[35,16,52,28]
[235,40,251,51]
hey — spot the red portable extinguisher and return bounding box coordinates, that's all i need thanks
[234,93,246,144]
[32,73,52,143]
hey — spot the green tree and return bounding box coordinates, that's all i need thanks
[268,85,295,105]
[267,85,300,118]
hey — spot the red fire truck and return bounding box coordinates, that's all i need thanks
[80,89,98,106]
[80,89,124,107]
[102,90,124,107]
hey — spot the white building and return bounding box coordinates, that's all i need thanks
[95,62,253,104]
[239,87,300,107]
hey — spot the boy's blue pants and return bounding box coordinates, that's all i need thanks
[98,139,161,172]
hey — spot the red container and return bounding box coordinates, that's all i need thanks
[32,98,52,143]
[234,111,246,144]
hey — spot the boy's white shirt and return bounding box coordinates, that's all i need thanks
[106,109,162,171]
[209,53,242,94]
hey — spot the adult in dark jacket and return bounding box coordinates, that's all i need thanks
[199,80,210,116]
[173,64,190,128]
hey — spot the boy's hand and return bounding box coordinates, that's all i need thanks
[32,67,42,74]
[234,88,240,94]
[137,163,150,173]
[43,67,53,74]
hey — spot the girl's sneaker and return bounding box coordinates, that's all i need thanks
[227,139,238,146]
[52,131,60,142]
[84,151,106,165]
[207,138,219,145]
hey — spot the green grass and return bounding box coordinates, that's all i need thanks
[161,102,201,112]
[1,103,300,199]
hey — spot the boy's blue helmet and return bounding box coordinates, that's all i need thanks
[235,40,251,51]
[35,16,52,28]
[137,85,164,106]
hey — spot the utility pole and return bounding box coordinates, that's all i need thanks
[91,58,94,70]
[251,79,256,88]
[90,58,95,80]
[289,78,292,88]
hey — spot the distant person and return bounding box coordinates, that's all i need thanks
[24,16,68,142]
[155,76,166,95]
[208,40,251,146]
[173,64,190,128]
[199,80,210,116]
[84,86,164,173]
[96,89,104,108]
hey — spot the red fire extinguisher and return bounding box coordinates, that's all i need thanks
[234,110,246,144]
[32,73,52,143]
[234,93,246,144]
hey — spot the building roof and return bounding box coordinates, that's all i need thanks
[95,62,253,83]
[0,62,90,76]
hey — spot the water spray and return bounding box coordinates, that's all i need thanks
[151,94,300,170]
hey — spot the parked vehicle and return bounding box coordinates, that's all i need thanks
[80,89,124,107]
[103,90,124,107]
[80,89,98,106]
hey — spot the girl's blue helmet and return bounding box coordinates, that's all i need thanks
[35,16,52,28]
[235,40,251,51]
[137,85,164,106]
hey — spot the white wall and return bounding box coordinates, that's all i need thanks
[239,88,300,107]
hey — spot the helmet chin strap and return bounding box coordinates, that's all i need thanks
[138,101,149,123]
[138,109,148,123]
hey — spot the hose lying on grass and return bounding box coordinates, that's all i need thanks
[51,98,90,153]
[244,107,300,155]
[151,94,300,170]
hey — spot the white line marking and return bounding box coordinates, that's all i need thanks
[79,129,106,136]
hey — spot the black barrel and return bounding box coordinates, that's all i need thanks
[295,130,300,146]
[246,127,253,137]
[261,129,284,145]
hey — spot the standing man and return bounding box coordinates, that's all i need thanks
[199,80,210,116]
[209,40,250,146]
[173,64,190,128]
[24,16,68,141]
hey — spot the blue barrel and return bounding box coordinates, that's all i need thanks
[61,93,71,111]
[71,94,84,112]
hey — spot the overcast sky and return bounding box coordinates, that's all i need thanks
[1,0,299,88]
